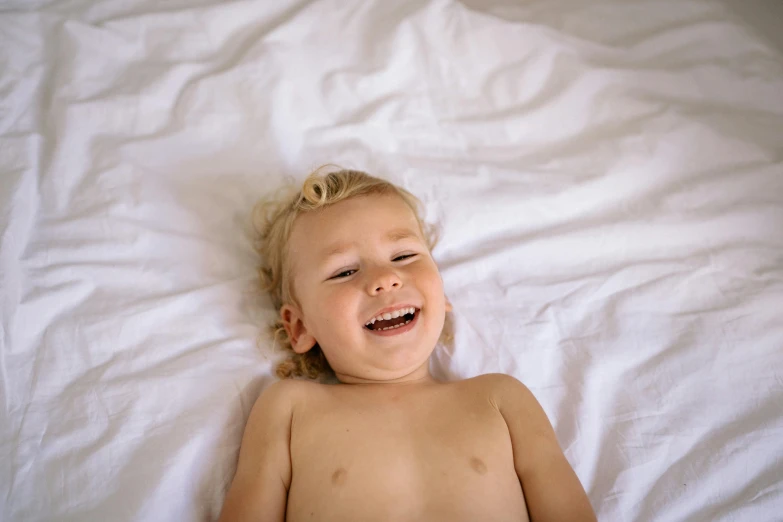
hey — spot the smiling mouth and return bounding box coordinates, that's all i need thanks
[365,309,419,331]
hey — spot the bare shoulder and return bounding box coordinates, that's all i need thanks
[251,378,320,411]
[244,378,325,428]
[465,375,597,521]
[467,372,527,389]
[463,373,536,403]
[466,374,552,435]
[218,379,327,522]
[258,377,319,400]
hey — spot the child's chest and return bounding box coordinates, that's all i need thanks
[286,385,529,522]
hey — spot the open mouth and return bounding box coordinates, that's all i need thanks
[364,307,419,332]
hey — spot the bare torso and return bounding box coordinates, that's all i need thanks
[285,375,530,522]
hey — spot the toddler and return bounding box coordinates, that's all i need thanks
[218,168,596,522]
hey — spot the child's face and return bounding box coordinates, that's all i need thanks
[281,193,448,383]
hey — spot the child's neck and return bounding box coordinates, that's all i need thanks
[335,361,435,386]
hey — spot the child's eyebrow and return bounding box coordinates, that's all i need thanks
[320,228,420,260]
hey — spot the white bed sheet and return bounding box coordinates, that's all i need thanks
[2,0,782,520]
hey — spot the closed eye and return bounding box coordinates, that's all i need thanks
[330,269,357,279]
[329,254,416,279]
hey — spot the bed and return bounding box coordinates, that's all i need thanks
[2,0,782,520]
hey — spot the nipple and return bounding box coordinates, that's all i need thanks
[331,467,347,486]
[470,456,488,475]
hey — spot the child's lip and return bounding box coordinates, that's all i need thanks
[365,308,420,337]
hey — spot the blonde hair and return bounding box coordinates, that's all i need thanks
[252,167,438,380]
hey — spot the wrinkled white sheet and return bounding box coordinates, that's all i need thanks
[2,0,782,520]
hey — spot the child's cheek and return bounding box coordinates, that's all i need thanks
[421,261,444,292]
[331,285,358,314]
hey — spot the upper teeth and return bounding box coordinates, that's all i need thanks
[365,307,417,326]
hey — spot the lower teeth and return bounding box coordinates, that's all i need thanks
[380,319,412,331]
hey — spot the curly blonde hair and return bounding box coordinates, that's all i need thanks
[252,167,438,380]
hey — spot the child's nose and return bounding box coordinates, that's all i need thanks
[367,267,402,294]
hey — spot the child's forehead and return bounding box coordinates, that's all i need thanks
[289,194,422,253]
[299,193,416,230]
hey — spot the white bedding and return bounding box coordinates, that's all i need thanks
[2,0,782,520]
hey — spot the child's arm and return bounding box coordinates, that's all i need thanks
[492,374,597,522]
[217,380,298,522]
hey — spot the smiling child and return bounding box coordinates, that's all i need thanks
[218,168,596,522]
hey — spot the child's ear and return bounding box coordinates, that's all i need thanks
[445,296,453,313]
[280,304,317,354]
